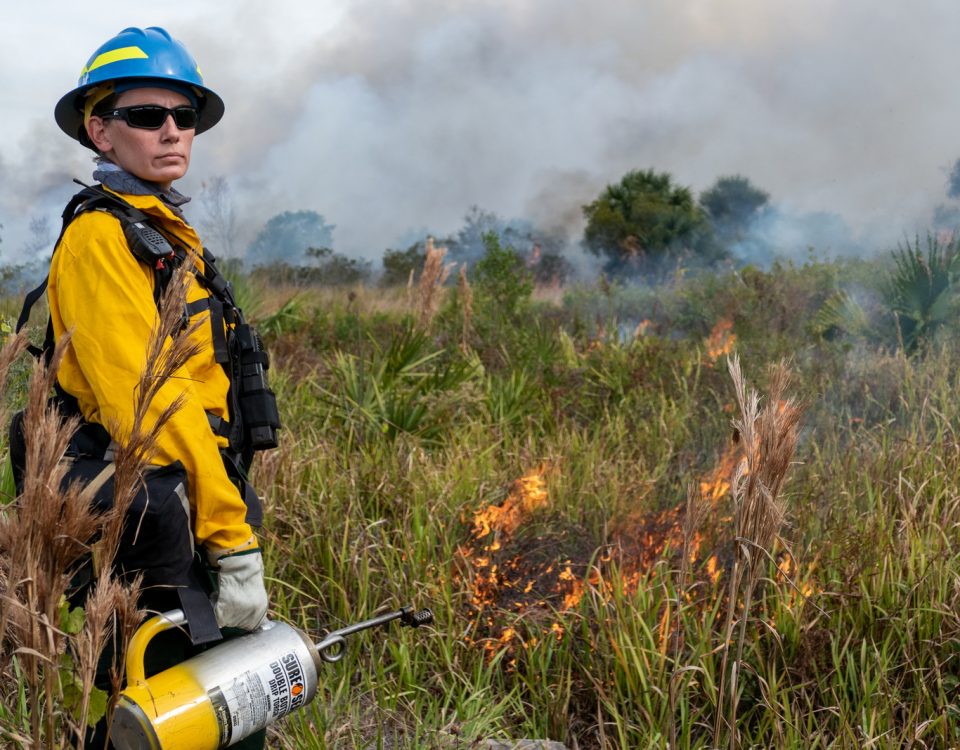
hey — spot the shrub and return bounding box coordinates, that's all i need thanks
[883,233,960,353]
[381,244,426,286]
[472,232,533,321]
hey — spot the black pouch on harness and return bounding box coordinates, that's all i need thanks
[61,456,222,646]
[232,322,281,453]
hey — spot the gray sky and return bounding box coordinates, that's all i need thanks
[3,0,960,263]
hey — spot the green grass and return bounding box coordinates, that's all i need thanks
[7,255,960,748]
[240,259,960,747]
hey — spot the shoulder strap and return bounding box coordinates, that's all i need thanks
[193,245,238,310]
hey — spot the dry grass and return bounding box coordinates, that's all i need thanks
[417,238,453,330]
[458,265,474,351]
[0,334,95,743]
[259,283,413,318]
[714,355,803,750]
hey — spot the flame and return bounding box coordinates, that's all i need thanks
[457,440,753,661]
[471,469,548,540]
[706,555,721,584]
[776,552,821,604]
[699,440,746,503]
[561,566,585,609]
[705,319,736,362]
[687,532,701,564]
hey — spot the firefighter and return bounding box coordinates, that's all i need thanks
[44,26,274,749]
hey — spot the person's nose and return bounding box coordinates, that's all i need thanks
[159,113,180,141]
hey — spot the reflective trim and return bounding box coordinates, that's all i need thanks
[82,46,149,75]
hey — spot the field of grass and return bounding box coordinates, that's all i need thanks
[3,251,960,748]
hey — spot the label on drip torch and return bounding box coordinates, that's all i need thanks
[208,650,309,746]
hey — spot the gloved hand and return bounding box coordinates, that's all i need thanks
[207,544,269,631]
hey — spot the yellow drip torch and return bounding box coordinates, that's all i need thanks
[110,605,433,749]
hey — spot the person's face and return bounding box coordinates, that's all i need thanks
[86,87,195,190]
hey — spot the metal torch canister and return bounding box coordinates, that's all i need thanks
[111,610,322,750]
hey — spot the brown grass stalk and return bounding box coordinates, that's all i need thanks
[0,334,93,746]
[458,265,474,351]
[72,577,123,738]
[713,355,802,750]
[416,237,452,330]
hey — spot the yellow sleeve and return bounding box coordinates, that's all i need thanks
[49,210,255,552]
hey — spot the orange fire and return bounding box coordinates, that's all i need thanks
[470,469,548,541]
[459,466,588,655]
[699,440,747,504]
[458,438,749,660]
[705,319,736,362]
[776,551,819,601]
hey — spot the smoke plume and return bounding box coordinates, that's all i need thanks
[2,0,959,265]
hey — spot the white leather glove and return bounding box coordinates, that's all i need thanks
[208,548,269,631]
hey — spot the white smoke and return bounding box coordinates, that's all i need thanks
[2,0,959,264]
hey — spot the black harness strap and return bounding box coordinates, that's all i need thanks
[178,569,222,645]
[220,449,263,527]
[208,296,230,365]
[16,281,48,359]
[206,412,232,439]
[185,298,210,317]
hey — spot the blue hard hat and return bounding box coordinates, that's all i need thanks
[55,26,225,144]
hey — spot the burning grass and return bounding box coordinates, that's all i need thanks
[456,467,595,654]
[254,268,960,748]
[455,433,755,672]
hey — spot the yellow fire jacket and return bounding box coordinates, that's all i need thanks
[48,188,256,553]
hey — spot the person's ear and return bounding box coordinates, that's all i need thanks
[86,116,114,154]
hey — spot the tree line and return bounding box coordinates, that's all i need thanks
[0,169,773,292]
[196,169,772,287]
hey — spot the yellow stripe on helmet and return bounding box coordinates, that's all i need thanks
[82,45,149,75]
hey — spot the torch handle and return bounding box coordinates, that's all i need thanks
[315,605,433,663]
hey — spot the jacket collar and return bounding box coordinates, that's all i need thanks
[92,160,191,216]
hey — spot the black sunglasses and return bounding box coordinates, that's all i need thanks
[100,105,200,130]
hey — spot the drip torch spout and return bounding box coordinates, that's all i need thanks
[315,605,434,663]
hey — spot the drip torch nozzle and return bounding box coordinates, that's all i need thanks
[400,607,434,628]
